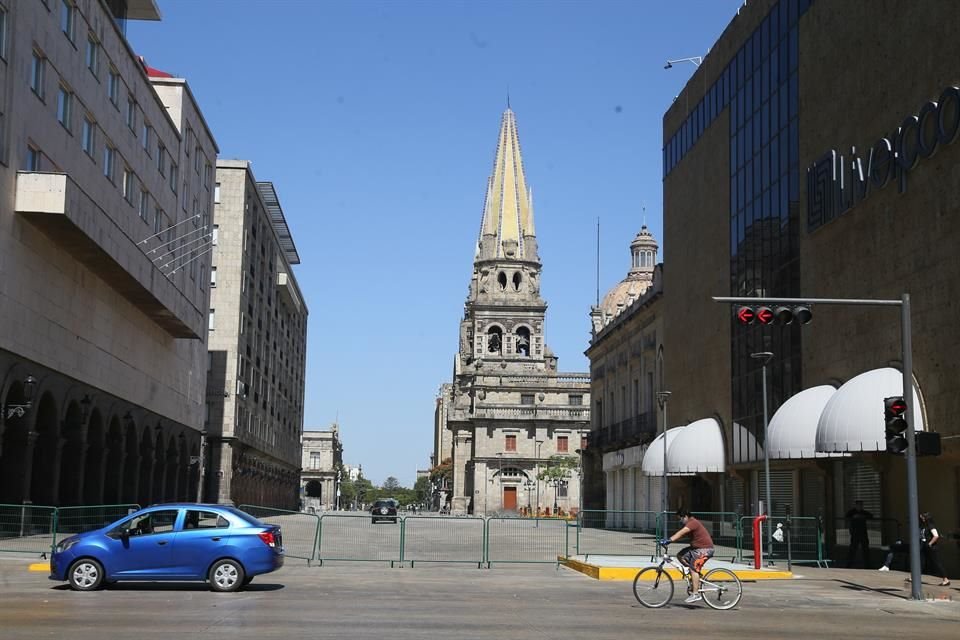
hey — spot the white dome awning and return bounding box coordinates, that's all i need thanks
[816,368,925,453]
[640,427,685,475]
[666,418,726,473]
[768,385,845,459]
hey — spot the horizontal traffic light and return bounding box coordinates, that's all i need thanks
[735,305,812,325]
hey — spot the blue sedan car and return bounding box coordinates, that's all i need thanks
[50,504,284,592]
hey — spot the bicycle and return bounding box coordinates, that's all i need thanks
[632,542,743,610]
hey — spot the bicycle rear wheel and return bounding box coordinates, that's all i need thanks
[633,567,674,608]
[700,568,742,610]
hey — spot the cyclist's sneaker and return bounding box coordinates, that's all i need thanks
[684,594,703,604]
[878,566,889,571]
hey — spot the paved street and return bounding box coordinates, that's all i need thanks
[0,556,956,639]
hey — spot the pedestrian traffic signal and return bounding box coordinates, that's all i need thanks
[735,305,812,325]
[884,396,909,454]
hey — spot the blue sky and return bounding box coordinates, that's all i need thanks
[130,0,742,486]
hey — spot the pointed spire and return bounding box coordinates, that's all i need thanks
[477,108,537,262]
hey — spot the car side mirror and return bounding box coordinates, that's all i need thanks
[120,529,130,542]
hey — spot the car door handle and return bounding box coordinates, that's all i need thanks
[157,541,168,546]
[210,537,222,541]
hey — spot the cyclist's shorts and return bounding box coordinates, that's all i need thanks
[680,547,715,572]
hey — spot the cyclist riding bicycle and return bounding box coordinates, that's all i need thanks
[660,508,715,603]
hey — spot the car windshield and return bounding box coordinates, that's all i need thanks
[373,501,392,508]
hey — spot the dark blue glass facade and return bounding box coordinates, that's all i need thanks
[663,0,812,464]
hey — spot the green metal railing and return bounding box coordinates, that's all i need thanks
[738,514,824,565]
[401,515,485,567]
[485,516,567,566]
[317,512,403,566]
[0,504,58,555]
[239,504,319,563]
[575,510,660,557]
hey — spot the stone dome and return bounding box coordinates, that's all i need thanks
[599,224,658,318]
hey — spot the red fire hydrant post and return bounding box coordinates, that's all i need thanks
[753,514,768,569]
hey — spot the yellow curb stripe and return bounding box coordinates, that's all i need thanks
[29,563,49,572]
[559,557,793,581]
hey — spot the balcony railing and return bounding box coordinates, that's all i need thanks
[587,412,657,451]
[467,404,589,421]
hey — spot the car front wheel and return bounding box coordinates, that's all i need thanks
[68,559,104,591]
[209,559,245,593]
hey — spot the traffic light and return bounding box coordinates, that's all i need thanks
[735,305,813,325]
[884,396,909,454]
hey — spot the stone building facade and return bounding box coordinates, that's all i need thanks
[0,0,217,506]
[204,160,307,509]
[436,108,590,516]
[661,0,960,571]
[584,227,665,514]
[301,425,343,512]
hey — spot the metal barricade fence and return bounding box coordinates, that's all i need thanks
[575,510,660,558]
[239,504,319,563]
[54,504,140,542]
[401,515,485,567]
[318,512,402,566]
[738,514,823,565]
[0,504,57,555]
[485,517,567,566]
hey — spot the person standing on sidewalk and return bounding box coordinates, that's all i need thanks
[845,500,873,568]
[879,512,950,586]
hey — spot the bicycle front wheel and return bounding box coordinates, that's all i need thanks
[633,567,674,608]
[700,568,742,610]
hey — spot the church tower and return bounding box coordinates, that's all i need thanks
[459,108,552,372]
[436,108,590,517]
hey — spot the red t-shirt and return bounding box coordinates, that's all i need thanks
[685,517,714,548]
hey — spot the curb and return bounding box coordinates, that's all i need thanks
[28,563,48,572]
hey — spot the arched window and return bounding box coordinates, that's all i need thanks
[515,326,531,357]
[512,272,522,291]
[487,326,503,354]
[497,272,507,290]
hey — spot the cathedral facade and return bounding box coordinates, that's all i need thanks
[435,108,590,516]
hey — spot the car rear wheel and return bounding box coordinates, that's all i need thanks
[209,559,245,593]
[68,559,104,591]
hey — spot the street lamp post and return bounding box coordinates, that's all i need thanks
[576,446,584,516]
[751,351,775,561]
[535,439,544,516]
[655,391,672,514]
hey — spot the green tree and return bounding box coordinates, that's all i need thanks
[383,476,401,491]
[414,476,431,504]
[354,476,375,508]
[537,455,577,482]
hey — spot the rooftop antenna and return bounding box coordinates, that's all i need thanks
[595,217,601,307]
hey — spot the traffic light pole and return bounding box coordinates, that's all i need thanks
[713,294,922,600]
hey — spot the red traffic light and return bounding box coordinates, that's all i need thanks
[735,304,813,326]
[736,307,755,324]
[886,398,907,416]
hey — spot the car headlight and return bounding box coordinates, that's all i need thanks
[55,537,80,553]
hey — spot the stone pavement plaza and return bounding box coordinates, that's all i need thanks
[0,556,956,639]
